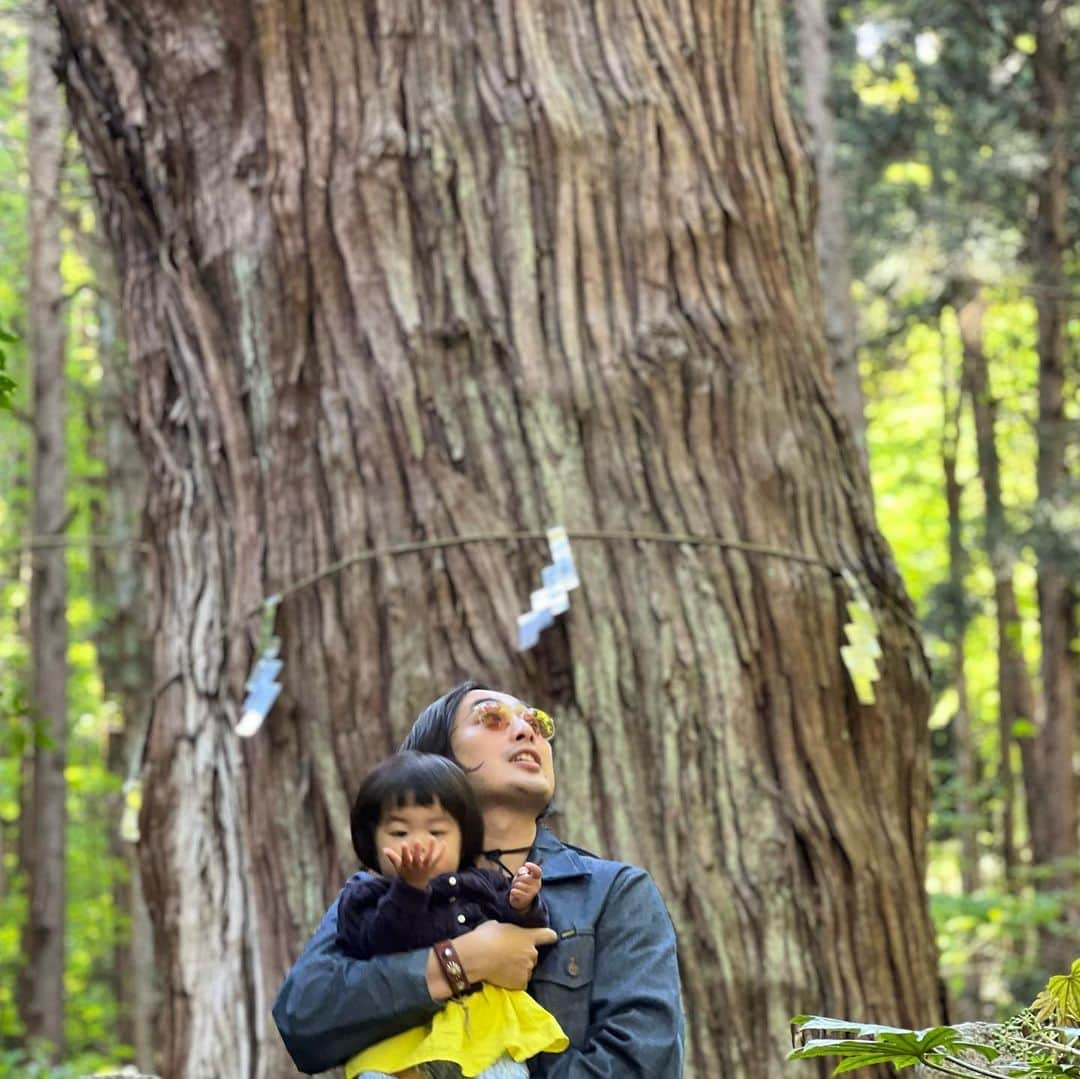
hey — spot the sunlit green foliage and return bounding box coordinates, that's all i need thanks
[1033,960,1080,1027]
[829,0,1076,1018]
[0,326,15,411]
[0,2,132,1071]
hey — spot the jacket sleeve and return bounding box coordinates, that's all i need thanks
[536,868,684,1078]
[337,876,432,958]
[272,889,442,1075]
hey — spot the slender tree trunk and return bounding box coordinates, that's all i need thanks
[15,721,35,1045]
[55,2,942,1074]
[16,714,35,903]
[792,0,867,465]
[88,261,159,1073]
[11,462,34,1004]
[941,344,980,1012]
[957,291,1034,883]
[1030,0,1077,975]
[20,0,68,1055]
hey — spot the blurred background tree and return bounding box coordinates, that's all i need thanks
[0,0,150,1073]
[802,0,1078,1018]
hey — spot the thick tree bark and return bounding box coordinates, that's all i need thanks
[792,0,867,463]
[1030,0,1077,975]
[20,0,68,1054]
[54,2,941,1075]
[957,292,1034,882]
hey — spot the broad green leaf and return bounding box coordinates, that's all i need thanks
[952,1041,1000,1061]
[789,1019,1001,1076]
[792,1016,914,1037]
[1033,959,1080,1025]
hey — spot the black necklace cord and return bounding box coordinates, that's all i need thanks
[480,844,534,879]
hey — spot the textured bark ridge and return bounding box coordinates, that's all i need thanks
[54,2,940,1075]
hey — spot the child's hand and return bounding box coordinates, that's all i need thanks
[508,861,542,911]
[384,838,447,890]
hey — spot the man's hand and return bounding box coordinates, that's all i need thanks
[508,861,542,911]
[453,922,558,990]
[383,838,447,890]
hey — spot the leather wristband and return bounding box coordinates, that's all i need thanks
[433,939,470,999]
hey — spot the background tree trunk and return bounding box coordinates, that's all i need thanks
[941,342,979,1012]
[1030,0,1077,976]
[20,0,68,1055]
[54,2,942,1075]
[792,0,867,463]
[88,261,159,1074]
[957,290,1032,883]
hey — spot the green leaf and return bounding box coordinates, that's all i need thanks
[788,1019,1000,1075]
[792,1016,913,1038]
[1033,959,1080,1025]
[0,340,14,410]
[952,1041,1000,1062]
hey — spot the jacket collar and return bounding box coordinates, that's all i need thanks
[532,825,593,882]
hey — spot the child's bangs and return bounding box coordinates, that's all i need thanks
[383,782,443,812]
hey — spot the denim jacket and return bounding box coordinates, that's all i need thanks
[273,827,684,1076]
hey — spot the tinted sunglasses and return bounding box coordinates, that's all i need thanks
[471,700,556,741]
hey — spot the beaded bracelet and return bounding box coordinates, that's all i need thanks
[433,939,471,999]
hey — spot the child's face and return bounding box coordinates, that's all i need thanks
[374,798,463,879]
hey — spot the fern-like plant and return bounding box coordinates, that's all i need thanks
[789,960,1080,1077]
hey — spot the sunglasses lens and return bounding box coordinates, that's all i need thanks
[476,702,509,729]
[473,701,554,740]
[528,709,555,740]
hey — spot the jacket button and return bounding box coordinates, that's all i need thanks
[457,913,467,924]
[567,957,579,976]
[448,876,457,886]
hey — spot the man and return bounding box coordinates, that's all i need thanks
[273,682,684,1076]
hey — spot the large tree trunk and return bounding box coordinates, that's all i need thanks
[54,2,941,1075]
[1030,0,1077,976]
[792,0,867,462]
[20,0,68,1055]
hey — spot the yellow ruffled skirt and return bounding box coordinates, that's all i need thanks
[344,983,568,1078]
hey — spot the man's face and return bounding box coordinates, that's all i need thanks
[450,689,556,813]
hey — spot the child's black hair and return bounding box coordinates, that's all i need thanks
[350,750,485,873]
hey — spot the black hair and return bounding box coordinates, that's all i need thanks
[399,679,483,760]
[350,751,485,872]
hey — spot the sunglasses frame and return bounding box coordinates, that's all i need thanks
[471,699,556,741]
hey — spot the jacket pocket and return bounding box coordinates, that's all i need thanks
[530,930,595,1048]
